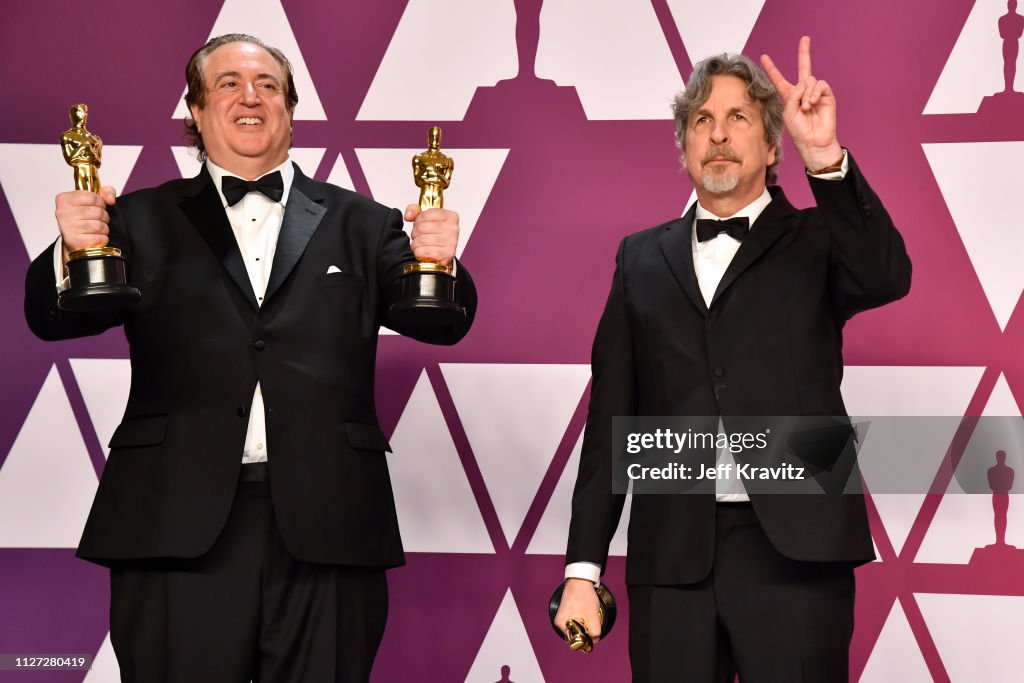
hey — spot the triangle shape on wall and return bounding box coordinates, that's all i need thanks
[170,0,326,120]
[388,370,494,553]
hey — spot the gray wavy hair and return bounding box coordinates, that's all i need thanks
[672,54,784,185]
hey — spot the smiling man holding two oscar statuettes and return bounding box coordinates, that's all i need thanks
[26,34,476,682]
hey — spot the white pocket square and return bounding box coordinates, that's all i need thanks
[326,265,342,274]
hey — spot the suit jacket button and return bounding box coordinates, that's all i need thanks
[253,340,266,351]
[238,406,248,418]
[712,366,725,377]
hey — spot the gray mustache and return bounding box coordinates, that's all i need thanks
[702,147,740,165]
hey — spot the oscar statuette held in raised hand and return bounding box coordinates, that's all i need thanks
[387,126,465,328]
[57,103,141,311]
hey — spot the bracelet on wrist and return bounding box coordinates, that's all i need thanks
[806,149,846,175]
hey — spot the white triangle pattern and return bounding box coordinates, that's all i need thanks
[83,632,119,682]
[70,359,132,458]
[0,366,97,548]
[356,0,518,121]
[171,0,326,120]
[355,146,508,259]
[324,153,355,191]
[442,364,591,546]
[387,370,493,553]
[917,374,1024,563]
[923,0,1024,114]
[526,429,631,557]
[664,0,766,63]
[464,589,545,683]
[923,142,1024,330]
[0,143,142,260]
[536,0,685,120]
[917,593,1024,681]
[858,600,933,682]
[840,366,984,556]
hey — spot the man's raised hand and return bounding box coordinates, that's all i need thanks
[54,186,116,267]
[760,36,843,171]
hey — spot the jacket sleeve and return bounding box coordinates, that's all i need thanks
[24,199,132,340]
[809,151,912,321]
[376,207,476,345]
[565,237,633,574]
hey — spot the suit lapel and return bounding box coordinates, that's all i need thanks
[179,167,260,311]
[265,166,327,304]
[708,187,798,308]
[659,205,708,316]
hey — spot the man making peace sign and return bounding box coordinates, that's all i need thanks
[554,37,911,682]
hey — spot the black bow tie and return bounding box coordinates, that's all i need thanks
[221,171,284,206]
[695,216,749,243]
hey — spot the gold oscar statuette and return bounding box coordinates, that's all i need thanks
[57,103,141,311]
[387,126,466,328]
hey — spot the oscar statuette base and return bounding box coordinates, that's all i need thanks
[57,247,141,312]
[548,581,617,653]
[388,262,465,330]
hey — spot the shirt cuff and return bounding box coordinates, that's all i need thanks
[564,561,602,586]
[53,236,69,292]
[808,148,849,181]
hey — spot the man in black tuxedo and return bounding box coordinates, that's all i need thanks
[554,38,910,682]
[25,34,475,682]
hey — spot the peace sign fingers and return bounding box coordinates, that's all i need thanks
[797,35,812,83]
[758,35,841,170]
[760,35,813,101]
[759,52,792,100]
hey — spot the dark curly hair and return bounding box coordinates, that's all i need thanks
[182,34,299,161]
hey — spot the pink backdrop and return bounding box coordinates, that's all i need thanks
[1,0,1022,680]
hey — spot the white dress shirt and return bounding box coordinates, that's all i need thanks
[206,158,293,464]
[55,157,295,464]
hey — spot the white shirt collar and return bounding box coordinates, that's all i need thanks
[205,157,294,208]
[694,188,772,227]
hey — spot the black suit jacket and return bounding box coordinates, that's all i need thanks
[24,164,476,568]
[566,154,910,586]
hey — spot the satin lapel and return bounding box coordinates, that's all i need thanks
[709,187,798,309]
[659,205,708,316]
[179,167,260,311]
[264,166,326,303]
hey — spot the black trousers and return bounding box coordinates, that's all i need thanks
[628,503,855,683]
[109,464,388,683]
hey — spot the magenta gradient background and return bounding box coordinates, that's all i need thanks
[1,1,1021,680]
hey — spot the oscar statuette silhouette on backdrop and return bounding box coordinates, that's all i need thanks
[979,0,1024,114]
[970,449,1024,569]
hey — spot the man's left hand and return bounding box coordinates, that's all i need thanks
[404,204,458,269]
[760,36,843,171]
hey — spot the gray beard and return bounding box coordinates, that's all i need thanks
[700,170,741,194]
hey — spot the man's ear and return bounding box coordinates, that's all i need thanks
[767,144,777,167]
[189,105,202,132]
